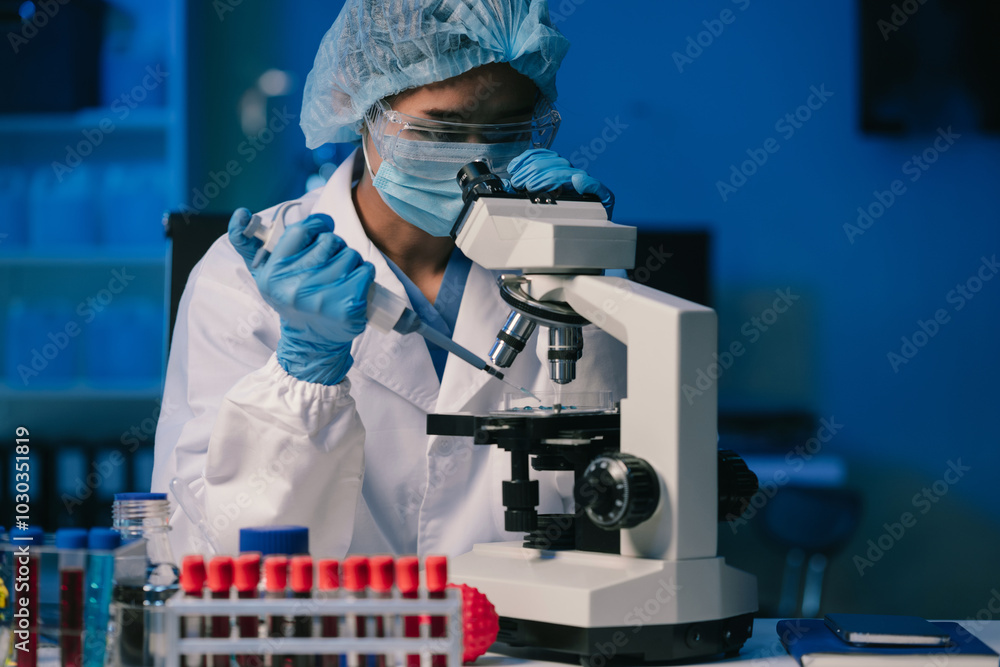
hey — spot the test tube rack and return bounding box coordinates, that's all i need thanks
[154,588,464,667]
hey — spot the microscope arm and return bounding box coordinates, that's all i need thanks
[524,273,719,562]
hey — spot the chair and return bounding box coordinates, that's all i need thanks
[163,212,231,350]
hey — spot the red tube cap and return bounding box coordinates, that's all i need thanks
[264,555,289,592]
[425,555,448,593]
[342,556,370,592]
[234,553,261,592]
[318,559,340,591]
[370,555,394,592]
[396,556,419,595]
[181,555,207,595]
[207,556,235,593]
[290,555,314,593]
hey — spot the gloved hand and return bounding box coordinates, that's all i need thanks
[228,208,375,385]
[507,148,615,219]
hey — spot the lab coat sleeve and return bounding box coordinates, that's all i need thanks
[152,234,365,560]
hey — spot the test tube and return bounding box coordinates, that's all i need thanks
[234,553,263,667]
[395,557,421,667]
[83,528,121,667]
[263,555,289,667]
[343,556,371,667]
[289,556,315,667]
[206,556,235,667]
[317,560,341,667]
[369,556,395,667]
[180,555,208,667]
[12,526,44,667]
[56,528,88,667]
[425,556,448,667]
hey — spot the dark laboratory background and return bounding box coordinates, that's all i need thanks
[1,0,998,620]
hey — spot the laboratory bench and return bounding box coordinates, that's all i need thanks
[483,619,1000,665]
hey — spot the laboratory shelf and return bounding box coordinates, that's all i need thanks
[0,383,164,442]
[0,247,167,267]
[0,107,173,134]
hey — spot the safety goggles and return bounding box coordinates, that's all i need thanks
[364,97,561,179]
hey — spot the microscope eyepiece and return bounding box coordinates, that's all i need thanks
[457,161,506,203]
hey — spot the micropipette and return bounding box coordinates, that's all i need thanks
[242,206,540,401]
[367,283,540,401]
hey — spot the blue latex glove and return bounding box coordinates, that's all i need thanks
[507,148,615,219]
[228,208,375,385]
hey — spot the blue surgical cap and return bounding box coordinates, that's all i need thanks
[300,0,570,148]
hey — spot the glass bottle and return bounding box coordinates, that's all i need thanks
[107,492,179,667]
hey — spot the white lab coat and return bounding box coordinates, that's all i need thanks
[151,150,627,559]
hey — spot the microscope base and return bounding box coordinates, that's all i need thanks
[497,612,756,665]
[452,541,758,663]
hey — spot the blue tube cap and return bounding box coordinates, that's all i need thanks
[239,525,309,556]
[114,492,167,501]
[55,528,89,549]
[9,526,45,544]
[88,527,122,550]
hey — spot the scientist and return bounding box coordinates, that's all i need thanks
[152,0,626,559]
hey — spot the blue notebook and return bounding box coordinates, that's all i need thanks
[777,619,998,666]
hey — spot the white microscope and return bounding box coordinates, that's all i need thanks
[427,163,760,665]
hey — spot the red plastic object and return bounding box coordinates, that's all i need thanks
[395,557,419,594]
[206,556,235,592]
[264,555,289,592]
[425,555,448,592]
[370,556,395,592]
[234,553,261,592]
[449,583,500,664]
[180,555,207,594]
[290,555,315,593]
[343,556,371,591]
[318,559,340,590]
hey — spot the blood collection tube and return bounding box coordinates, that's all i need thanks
[425,556,448,667]
[369,556,394,667]
[83,528,121,667]
[234,553,263,667]
[180,555,208,667]
[395,557,421,667]
[317,560,341,667]
[12,526,43,667]
[56,528,88,667]
[289,556,315,667]
[207,556,235,667]
[263,555,290,667]
[343,556,371,667]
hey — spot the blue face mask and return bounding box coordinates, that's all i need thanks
[366,138,529,237]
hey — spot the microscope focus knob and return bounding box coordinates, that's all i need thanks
[575,453,660,530]
[717,449,759,521]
